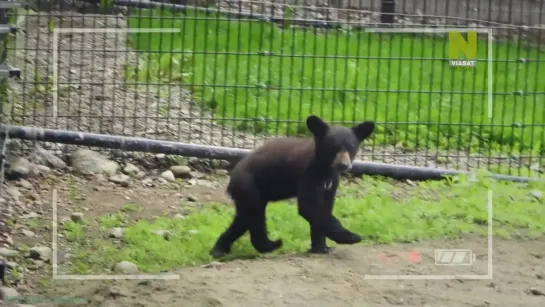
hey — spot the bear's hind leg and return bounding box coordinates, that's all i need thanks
[210,210,251,258]
[249,204,283,254]
[326,216,362,245]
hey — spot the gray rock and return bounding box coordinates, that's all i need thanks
[70,212,84,223]
[17,179,34,190]
[109,227,124,239]
[122,163,140,176]
[161,170,176,182]
[530,190,543,200]
[6,187,23,200]
[0,248,18,258]
[28,146,67,169]
[134,171,146,179]
[113,261,138,274]
[169,165,192,178]
[0,287,20,303]
[5,261,18,269]
[156,177,168,185]
[529,287,545,296]
[190,171,206,179]
[28,246,52,261]
[21,212,39,219]
[151,229,171,240]
[109,173,131,186]
[21,229,35,237]
[186,195,197,202]
[28,164,51,177]
[201,261,223,269]
[3,235,13,246]
[215,169,229,176]
[70,149,120,176]
[142,178,153,186]
[6,156,31,178]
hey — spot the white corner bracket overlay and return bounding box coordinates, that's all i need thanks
[362,27,494,280]
[50,27,494,281]
[51,27,181,280]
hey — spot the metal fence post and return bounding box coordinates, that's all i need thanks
[380,0,396,24]
[0,0,21,185]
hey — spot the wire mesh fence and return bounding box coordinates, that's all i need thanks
[1,0,544,178]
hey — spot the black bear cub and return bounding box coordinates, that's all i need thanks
[210,115,376,258]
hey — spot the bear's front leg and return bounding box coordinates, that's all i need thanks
[323,183,362,245]
[308,224,333,254]
[296,180,334,254]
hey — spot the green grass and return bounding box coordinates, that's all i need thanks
[125,8,545,155]
[63,173,545,274]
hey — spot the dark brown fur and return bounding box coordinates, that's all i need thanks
[210,115,375,257]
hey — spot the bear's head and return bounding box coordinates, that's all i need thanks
[306,115,375,173]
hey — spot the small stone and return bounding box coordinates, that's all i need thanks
[215,169,229,176]
[17,179,34,189]
[109,227,124,239]
[156,177,168,185]
[70,149,120,176]
[21,229,35,237]
[29,164,51,177]
[113,261,138,274]
[152,230,171,240]
[0,287,20,303]
[142,178,153,186]
[529,287,545,296]
[169,165,192,178]
[3,234,13,246]
[135,171,146,179]
[186,195,198,202]
[190,171,206,179]
[161,170,176,182]
[173,214,185,219]
[28,145,68,169]
[6,156,32,179]
[0,248,18,258]
[530,163,541,172]
[21,212,40,219]
[6,187,23,200]
[530,190,543,200]
[28,246,52,261]
[109,173,131,186]
[201,261,223,269]
[122,163,140,176]
[5,261,18,269]
[70,212,84,223]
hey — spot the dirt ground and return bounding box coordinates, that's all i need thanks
[3,173,544,307]
[30,237,545,307]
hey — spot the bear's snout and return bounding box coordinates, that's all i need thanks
[333,151,352,173]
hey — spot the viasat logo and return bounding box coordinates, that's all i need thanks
[449,31,477,67]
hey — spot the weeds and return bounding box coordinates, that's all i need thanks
[63,174,545,274]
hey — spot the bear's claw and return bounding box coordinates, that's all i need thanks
[328,230,362,245]
[308,246,334,254]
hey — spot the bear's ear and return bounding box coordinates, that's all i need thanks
[306,115,329,137]
[352,121,375,142]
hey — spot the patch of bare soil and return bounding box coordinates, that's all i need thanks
[17,237,545,307]
[3,173,544,307]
